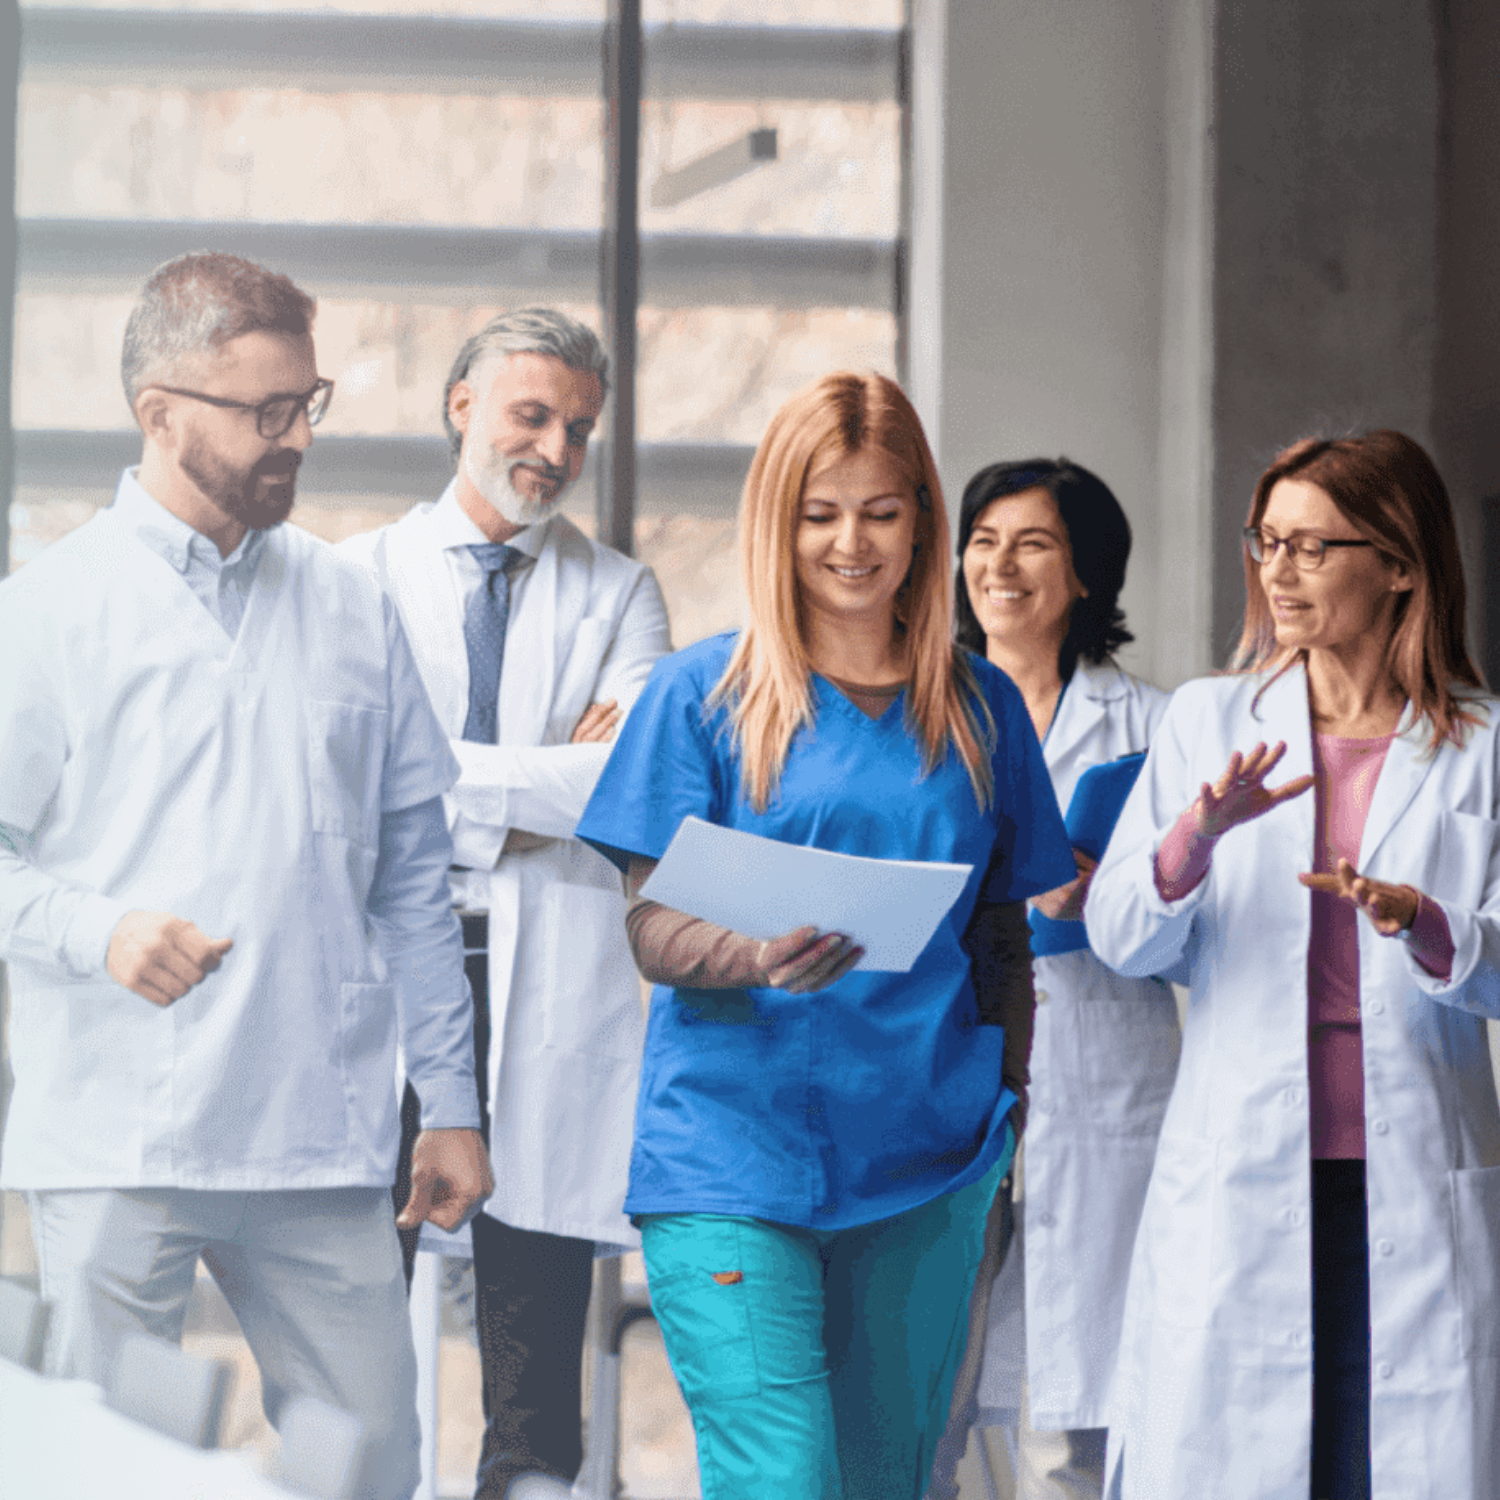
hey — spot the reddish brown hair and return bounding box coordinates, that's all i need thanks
[1232,429,1484,750]
[709,371,994,811]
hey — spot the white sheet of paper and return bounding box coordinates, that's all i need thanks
[638,816,973,973]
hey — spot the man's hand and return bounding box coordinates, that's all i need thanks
[396,1127,494,1233]
[106,911,233,1006]
[1030,848,1099,922]
[571,699,621,745]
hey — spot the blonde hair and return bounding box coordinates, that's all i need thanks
[709,371,994,811]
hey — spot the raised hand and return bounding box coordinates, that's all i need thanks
[1031,848,1098,922]
[758,926,865,994]
[1299,858,1420,937]
[106,910,233,1006]
[1193,741,1315,839]
[571,699,622,745]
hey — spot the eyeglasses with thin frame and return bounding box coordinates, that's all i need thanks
[151,377,334,439]
[1242,526,1376,571]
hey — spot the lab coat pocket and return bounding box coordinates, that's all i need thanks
[306,699,388,847]
[1140,1133,1216,1329]
[1449,1163,1500,1357]
[538,884,644,1060]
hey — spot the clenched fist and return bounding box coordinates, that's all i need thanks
[106,911,233,1006]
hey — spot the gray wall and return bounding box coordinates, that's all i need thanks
[910,0,1178,685]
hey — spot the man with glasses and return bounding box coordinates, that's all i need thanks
[0,251,491,1499]
[341,308,670,1500]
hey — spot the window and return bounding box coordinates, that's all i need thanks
[4,1,905,1486]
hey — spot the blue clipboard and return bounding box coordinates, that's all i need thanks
[1028,751,1147,957]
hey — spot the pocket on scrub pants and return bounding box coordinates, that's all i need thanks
[641,1218,766,1402]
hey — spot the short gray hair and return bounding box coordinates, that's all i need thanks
[121,251,317,408]
[442,307,610,462]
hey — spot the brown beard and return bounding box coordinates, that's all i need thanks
[179,436,302,532]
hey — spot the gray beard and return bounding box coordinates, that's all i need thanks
[464,447,568,530]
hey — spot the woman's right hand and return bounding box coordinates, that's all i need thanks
[1191,741,1315,839]
[757,927,864,993]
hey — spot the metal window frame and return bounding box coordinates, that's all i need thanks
[11,9,905,540]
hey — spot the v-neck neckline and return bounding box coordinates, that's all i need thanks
[814,670,907,724]
[112,510,279,669]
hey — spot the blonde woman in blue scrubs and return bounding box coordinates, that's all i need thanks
[576,372,1075,1500]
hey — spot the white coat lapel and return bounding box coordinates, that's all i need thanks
[1045,659,1122,771]
[1358,711,1437,875]
[498,518,558,747]
[386,507,469,734]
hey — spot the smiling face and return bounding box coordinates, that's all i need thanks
[794,446,918,639]
[1257,477,1411,657]
[169,329,318,533]
[450,351,604,537]
[961,486,1085,661]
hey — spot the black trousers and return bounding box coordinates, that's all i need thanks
[1309,1158,1372,1500]
[393,914,596,1496]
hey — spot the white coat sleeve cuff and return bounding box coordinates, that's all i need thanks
[449,811,507,872]
[414,1071,482,1132]
[1400,899,1500,1017]
[64,893,134,979]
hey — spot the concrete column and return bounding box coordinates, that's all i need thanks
[908,0,1178,685]
[1207,0,1442,663]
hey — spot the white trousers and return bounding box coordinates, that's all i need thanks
[28,1186,421,1500]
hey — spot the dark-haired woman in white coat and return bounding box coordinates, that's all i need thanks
[930,459,1180,1500]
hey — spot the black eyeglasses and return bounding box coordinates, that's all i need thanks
[1242,526,1376,571]
[152,377,334,439]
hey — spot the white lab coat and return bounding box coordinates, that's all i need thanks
[341,490,671,1246]
[0,496,466,1190]
[977,659,1180,1430]
[1086,663,1500,1500]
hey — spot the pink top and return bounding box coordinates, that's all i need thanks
[1155,733,1455,1159]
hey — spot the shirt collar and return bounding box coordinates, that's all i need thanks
[431,478,551,563]
[111,467,267,573]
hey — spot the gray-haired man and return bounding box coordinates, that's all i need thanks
[0,251,492,1499]
[341,308,671,1498]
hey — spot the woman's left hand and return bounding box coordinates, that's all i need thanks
[1299,858,1420,936]
[1031,848,1099,923]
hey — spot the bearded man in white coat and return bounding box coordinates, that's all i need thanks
[340,308,671,1500]
[0,251,492,1500]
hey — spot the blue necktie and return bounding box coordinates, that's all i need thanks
[462,542,517,744]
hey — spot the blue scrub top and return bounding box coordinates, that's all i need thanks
[576,633,1074,1230]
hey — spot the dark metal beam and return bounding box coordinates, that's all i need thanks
[17,219,897,311]
[19,9,899,102]
[600,0,642,556]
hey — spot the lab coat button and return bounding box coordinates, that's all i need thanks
[1368,998,1386,1016]
[1373,1119,1390,1135]
[1038,1212,1055,1228]
[1290,1207,1306,1228]
[1035,989,1049,1005]
[1376,1361,1394,1380]
[1376,1239,1394,1257]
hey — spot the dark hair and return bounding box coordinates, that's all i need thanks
[954,457,1135,677]
[1234,429,1483,751]
[121,251,316,406]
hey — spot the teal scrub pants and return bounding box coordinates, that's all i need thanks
[639,1142,1010,1500]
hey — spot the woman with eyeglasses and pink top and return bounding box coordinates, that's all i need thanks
[1086,430,1500,1500]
